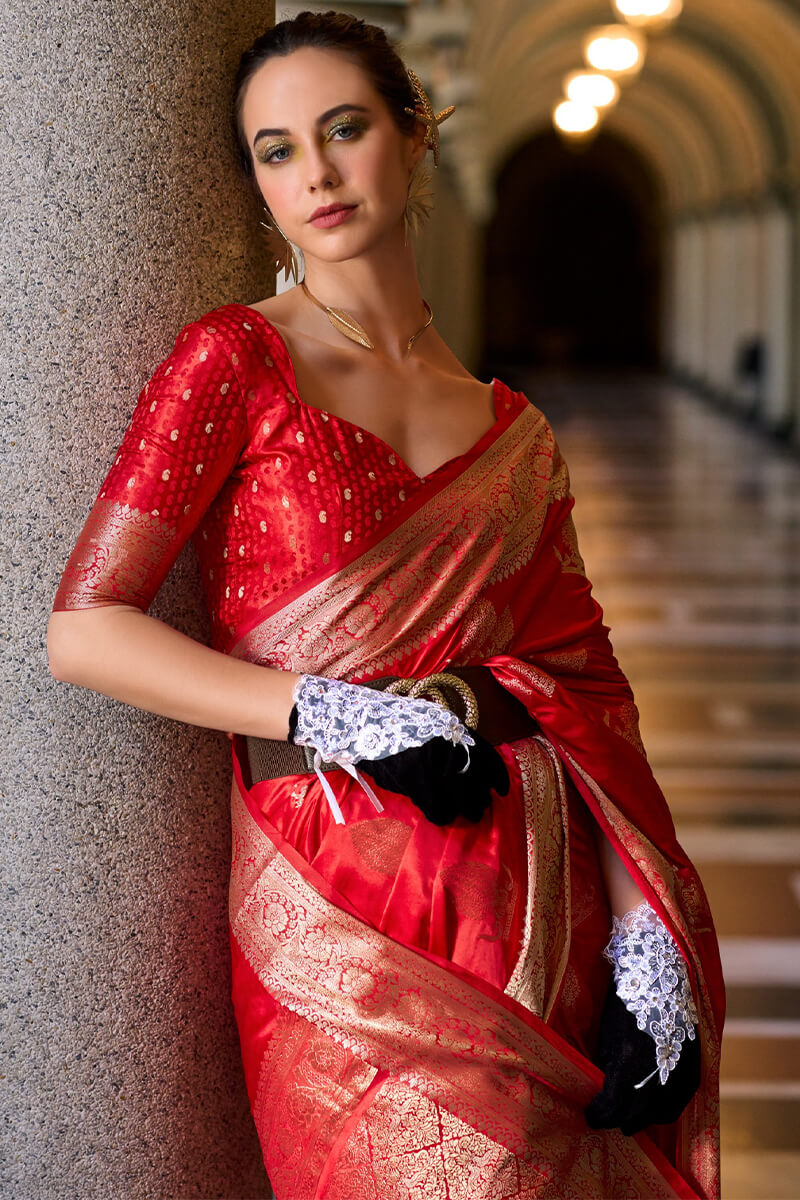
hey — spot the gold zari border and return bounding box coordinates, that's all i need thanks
[229,776,689,1199]
[564,753,721,1200]
[231,405,569,675]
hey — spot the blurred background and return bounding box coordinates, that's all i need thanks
[289,2,800,1196]
[5,0,798,1196]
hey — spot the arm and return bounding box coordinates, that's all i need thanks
[47,605,299,740]
[48,317,298,740]
[596,827,647,918]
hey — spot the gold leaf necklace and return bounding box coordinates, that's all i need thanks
[300,278,433,355]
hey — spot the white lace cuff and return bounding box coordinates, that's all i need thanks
[291,674,475,826]
[604,900,699,1088]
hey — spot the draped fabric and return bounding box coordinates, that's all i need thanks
[52,305,724,1199]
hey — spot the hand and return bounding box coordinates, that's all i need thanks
[357,726,509,825]
[585,900,701,1136]
[288,674,508,825]
[585,981,701,1135]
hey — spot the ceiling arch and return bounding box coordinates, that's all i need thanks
[467,0,800,212]
[482,31,767,198]
[490,55,720,210]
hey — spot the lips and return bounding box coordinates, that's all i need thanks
[309,203,356,221]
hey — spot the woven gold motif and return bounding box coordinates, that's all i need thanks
[229,775,697,1198]
[503,738,571,1020]
[51,497,177,611]
[230,405,555,674]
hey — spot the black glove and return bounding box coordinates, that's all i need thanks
[354,726,509,825]
[585,980,701,1136]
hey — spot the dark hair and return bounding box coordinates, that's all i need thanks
[233,9,418,181]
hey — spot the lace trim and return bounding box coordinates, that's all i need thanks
[604,901,698,1087]
[291,675,475,825]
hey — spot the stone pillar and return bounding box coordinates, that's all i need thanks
[728,210,762,414]
[683,220,707,383]
[760,199,793,432]
[416,163,483,371]
[3,4,274,1197]
[667,220,690,374]
[705,214,738,396]
[793,198,800,446]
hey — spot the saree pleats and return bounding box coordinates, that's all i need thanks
[229,752,699,1200]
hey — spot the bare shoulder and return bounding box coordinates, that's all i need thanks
[243,291,304,332]
[241,291,489,407]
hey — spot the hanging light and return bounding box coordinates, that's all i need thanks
[564,70,620,109]
[583,24,646,79]
[611,0,683,31]
[553,98,600,136]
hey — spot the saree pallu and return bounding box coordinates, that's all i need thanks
[227,401,724,1200]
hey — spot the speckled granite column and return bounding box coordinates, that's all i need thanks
[2,4,274,1197]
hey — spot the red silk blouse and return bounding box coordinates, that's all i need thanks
[52,304,522,654]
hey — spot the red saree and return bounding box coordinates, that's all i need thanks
[225,366,723,1197]
[52,306,724,1199]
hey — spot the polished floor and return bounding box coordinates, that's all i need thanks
[515,369,800,1199]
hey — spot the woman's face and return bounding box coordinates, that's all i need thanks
[240,47,426,263]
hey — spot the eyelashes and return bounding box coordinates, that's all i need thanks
[255,116,369,166]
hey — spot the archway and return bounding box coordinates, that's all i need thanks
[482,128,664,372]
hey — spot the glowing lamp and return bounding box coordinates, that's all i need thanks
[564,71,619,109]
[583,25,646,78]
[612,0,683,30]
[553,99,600,136]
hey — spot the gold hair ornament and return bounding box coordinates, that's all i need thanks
[404,66,455,168]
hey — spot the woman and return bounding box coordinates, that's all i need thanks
[47,10,724,1199]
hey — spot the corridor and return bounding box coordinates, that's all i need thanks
[520,368,800,1198]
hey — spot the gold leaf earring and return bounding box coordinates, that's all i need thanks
[403,161,435,245]
[259,207,300,284]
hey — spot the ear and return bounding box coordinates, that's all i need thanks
[406,114,429,170]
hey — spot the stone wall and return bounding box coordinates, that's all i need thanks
[2,3,275,1195]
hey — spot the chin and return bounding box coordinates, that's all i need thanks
[301,229,384,264]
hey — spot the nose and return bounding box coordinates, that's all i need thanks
[304,141,340,192]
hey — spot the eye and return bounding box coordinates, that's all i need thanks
[327,117,369,142]
[256,142,291,166]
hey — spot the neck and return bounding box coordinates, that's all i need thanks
[300,232,430,361]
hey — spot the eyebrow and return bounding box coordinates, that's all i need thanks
[252,103,370,147]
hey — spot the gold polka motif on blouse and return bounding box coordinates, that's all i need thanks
[52,304,520,655]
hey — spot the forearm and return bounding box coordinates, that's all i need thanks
[597,826,647,918]
[47,605,299,740]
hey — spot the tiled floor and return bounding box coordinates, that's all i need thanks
[519,369,800,1199]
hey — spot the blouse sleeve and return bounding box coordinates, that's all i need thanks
[52,319,248,613]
